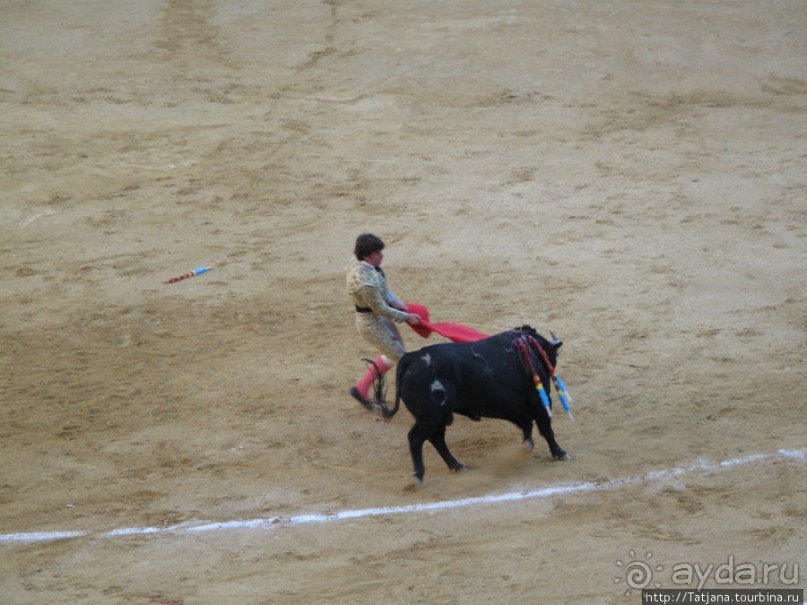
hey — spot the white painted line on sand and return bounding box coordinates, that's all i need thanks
[1,448,804,546]
[0,531,86,543]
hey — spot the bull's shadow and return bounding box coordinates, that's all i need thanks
[375,325,572,484]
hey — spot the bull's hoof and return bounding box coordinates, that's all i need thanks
[348,387,374,412]
[404,476,423,494]
[403,480,420,493]
[523,438,535,452]
[406,473,425,491]
[450,463,467,474]
[553,450,572,461]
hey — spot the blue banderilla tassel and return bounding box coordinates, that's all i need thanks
[533,375,552,417]
[553,375,574,421]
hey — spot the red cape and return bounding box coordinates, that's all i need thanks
[405,302,489,343]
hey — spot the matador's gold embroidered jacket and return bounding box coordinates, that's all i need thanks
[345,257,409,322]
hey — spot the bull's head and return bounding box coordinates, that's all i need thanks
[515,325,563,351]
[514,325,563,367]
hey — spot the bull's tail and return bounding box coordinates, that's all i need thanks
[375,354,409,420]
[360,358,390,418]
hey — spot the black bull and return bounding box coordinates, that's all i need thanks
[377,326,571,483]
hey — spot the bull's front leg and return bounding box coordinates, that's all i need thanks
[535,410,571,461]
[519,420,535,451]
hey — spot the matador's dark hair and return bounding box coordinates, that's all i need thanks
[354,233,385,260]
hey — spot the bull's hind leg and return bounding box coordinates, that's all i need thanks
[427,424,465,475]
[407,423,429,483]
[408,417,463,483]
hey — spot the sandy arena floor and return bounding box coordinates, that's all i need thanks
[1,1,805,603]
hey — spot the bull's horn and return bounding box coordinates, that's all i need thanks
[550,331,562,345]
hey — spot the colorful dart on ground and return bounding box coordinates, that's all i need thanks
[163,266,210,284]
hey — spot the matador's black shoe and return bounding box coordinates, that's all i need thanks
[349,387,374,412]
